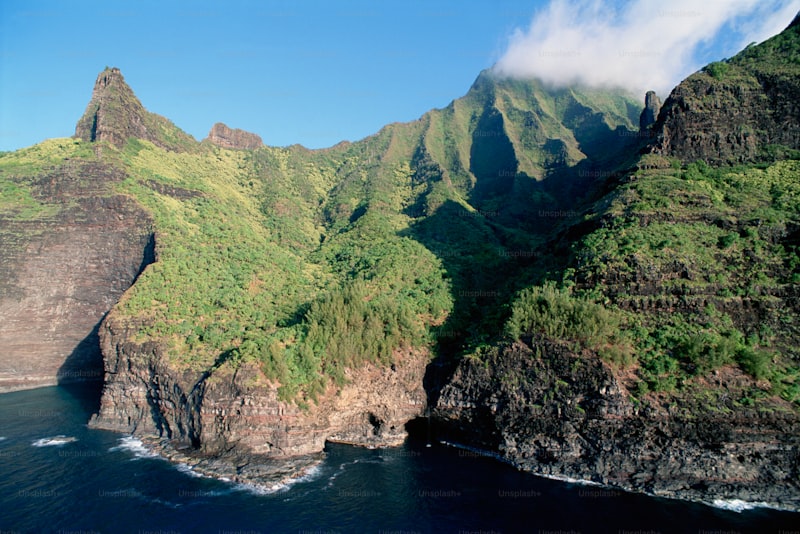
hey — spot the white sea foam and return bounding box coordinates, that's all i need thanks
[234,481,286,495]
[108,436,158,459]
[443,439,792,512]
[708,498,791,513]
[175,463,202,478]
[31,435,77,447]
[327,459,366,487]
[535,472,603,487]
[441,440,605,488]
[148,497,182,509]
[711,499,758,512]
[174,463,209,479]
[235,464,323,495]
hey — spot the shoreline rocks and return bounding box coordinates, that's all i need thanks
[429,339,800,513]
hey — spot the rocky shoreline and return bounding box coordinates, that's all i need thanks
[436,439,799,514]
[86,308,800,512]
[143,436,326,491]
[429,339,800,513]
[106,422,800,514]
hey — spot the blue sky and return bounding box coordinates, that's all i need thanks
[1,0,798,151]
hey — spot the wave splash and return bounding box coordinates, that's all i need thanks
[108,436,159,459]
[31,435,78,447]
[234,464,323,496]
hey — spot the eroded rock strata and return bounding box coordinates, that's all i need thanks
[206,122,263,150]
[90,311,427,482]
[652,14,800,165]
[0,161,153,392]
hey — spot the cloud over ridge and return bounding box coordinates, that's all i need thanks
[493,0,800,97]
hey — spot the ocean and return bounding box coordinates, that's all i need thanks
[0,385,797,534]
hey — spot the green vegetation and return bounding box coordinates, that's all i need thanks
[557,159,800,403]
[704,61,730,79]
[3,29,799,414]
[505,283,620,349]
[0,138,99,220]
[92,72,643,402]
[107,132,456,400]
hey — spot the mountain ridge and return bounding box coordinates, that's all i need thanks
[0,15,799,508]
[651,16,800,164]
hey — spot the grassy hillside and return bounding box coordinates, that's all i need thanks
[500,158,800,412]
[9,48,797,413]
[1,71,643,403]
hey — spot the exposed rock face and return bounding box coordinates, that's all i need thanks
[206,122,263,150]
[638,90,661,131]
[431,340,800,510]
[0,161,154,392]
[90,311,426,465]
[651,19,800,164]
[75,67,195,151]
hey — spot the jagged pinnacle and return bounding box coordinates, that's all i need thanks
[75,67,195,151]
[75,67,148,147]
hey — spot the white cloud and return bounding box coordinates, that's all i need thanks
[493,0,800,98]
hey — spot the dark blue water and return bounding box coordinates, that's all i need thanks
[0,386,797,534]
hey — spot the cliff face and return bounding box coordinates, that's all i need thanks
[432,340,800,508]
[426,17,800,510]
[0,159,154,392]
[206,122,263,150]
[3,14,799,505]
[90,311,427,462]
[638,91,661,131]
[652,18,800,164]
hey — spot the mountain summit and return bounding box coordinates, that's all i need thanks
[75,67,195,151]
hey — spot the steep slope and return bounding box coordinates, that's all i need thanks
[75,67,196,152]
[71,68,642,482]
[0,140,154,391]
[652,14,800,164]
[431,17,800,510]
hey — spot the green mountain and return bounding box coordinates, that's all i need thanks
[1,65,642,397]
[1,16,799,507]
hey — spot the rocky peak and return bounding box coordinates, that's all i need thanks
[92,67,125,98]
[75,67,195,152]
[206,122,263,150]
[638,90,661,131]
[75,67,149,148]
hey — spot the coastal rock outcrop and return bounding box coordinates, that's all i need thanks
[431,339,800,510]
[90,310,427,478]
[206,122,263,150]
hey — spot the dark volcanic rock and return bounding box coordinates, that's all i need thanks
[650,18,800,164]
[0,160,154,392]
[639,91,661,131]
[206,122,263,150]
[431,340,800,511]
[90,311,427,462]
